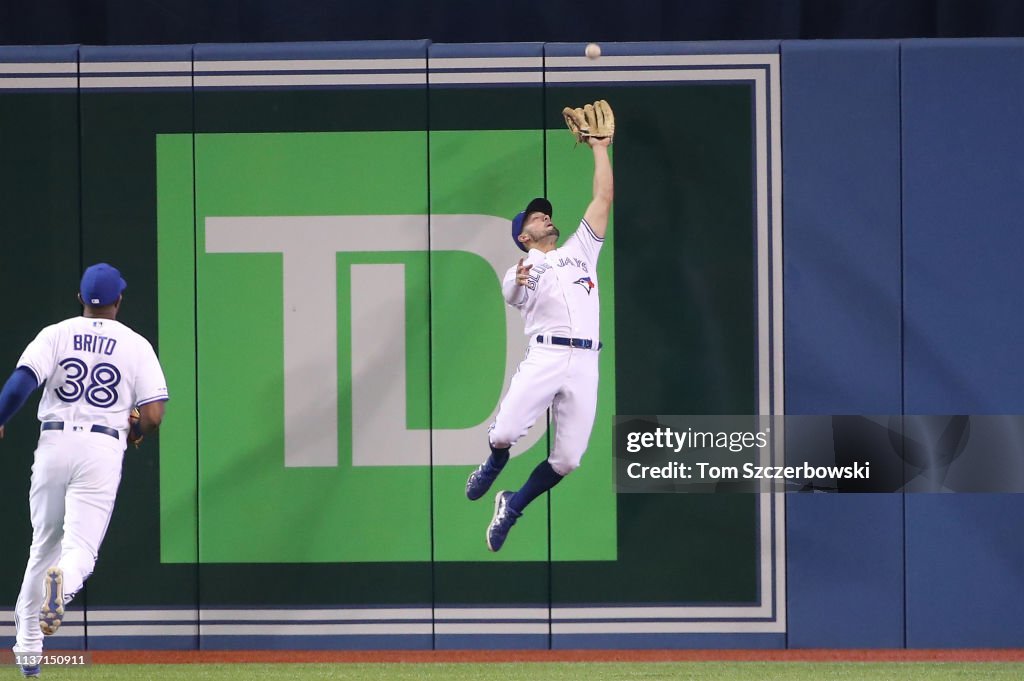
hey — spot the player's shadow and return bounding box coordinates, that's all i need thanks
[830,415,970,492]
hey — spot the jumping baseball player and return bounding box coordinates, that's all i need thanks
[465,100,614,551]
[0,263,168,678]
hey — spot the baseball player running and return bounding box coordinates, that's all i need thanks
[0,263,168,678]
[466,100,614,552]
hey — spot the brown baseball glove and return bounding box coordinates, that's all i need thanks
[128,407,143,448]
[562,100,615,144]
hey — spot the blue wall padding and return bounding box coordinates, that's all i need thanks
[781,40,905,648]
[900,38,1024,648]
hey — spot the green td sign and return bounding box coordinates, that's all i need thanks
[156,130,617,564]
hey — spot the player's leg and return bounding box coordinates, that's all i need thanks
[57,437,123,606]
[545,351,600,477]
[467,346,565,500]
[489,345,567,449]
[14,438,68,655]
[488,351,598,551]
[495,349,600,548]
[496,377,597,536]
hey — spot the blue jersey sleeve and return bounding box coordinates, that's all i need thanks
[0,366,40,427]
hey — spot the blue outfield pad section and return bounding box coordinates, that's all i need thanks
[901,38,1024,415]
[79,44,193,62]
[900,38,1024,648]
[905,495,1024,647]
[0,45,78,61]
[780,40,904,649]
[429,43,543,58]
[781,39,902,415]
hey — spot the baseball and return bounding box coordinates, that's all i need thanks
[585,43,601,60]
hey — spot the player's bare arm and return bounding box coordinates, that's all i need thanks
[582,140,614,238]
[137,400,166,436]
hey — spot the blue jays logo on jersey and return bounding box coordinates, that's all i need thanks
[573,276,595,295]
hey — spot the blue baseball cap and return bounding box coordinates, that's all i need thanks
[511,197,553,252]
[80,263,127,306]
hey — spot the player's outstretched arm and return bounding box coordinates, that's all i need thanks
[582,139,613,238]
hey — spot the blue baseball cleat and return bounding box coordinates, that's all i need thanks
[39,567,64,636]
[466,461,501,501]
[486,491,522,552]
[19,663,40,678]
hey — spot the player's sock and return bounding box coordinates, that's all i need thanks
[509,460,564,514]
[487,444,510,471]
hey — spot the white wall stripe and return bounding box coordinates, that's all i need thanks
[86,610,201,622]
[81,76,192,88]
[0,63,76,74]
[429,72,543,84]
[8,605,794,624]
[199,623,432,635]
[768,49,787,635]
[3,619,789,638]
[80,62,192,73]
[0,77,77,89]
[194,59,424,72]
[546,54,780,68]
[4,625,86,637]
[434,608,547,620]
[430,57,542,69]
[0,55,777,90]
[194,73,425,87]
[552,605,771,619]
[197,608,431,621]
[80,625,199,636]
[553,620,787,634]
[434,623,548,635]
[547,68,765,83]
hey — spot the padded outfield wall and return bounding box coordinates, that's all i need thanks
[0,39,1021,650]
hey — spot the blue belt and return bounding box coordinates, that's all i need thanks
[41,421,119,440]
[536,335,603,350]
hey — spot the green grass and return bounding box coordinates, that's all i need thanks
[9,663,1024,681]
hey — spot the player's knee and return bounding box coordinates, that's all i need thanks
[488,433,512,450]
[488,423,521,450]
[549,457,581,477]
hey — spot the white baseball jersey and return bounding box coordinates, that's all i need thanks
[16,316,169,434]
[501,218,603,341]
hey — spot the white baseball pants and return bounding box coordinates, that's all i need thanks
[13,428,124,654]
[488,343,599,476]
